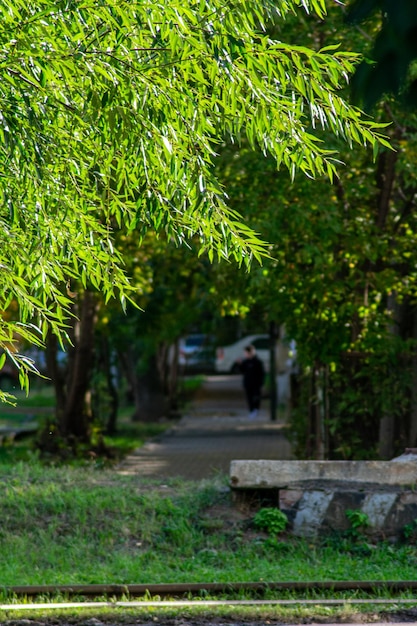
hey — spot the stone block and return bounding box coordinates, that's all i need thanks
[230,459,417,490]
[230,456,417,539]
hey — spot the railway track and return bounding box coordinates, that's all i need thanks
[1,580,417,612]
[1,598,417,612]
[3,580,417,596]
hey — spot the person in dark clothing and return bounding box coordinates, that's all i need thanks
[240,344,265,418]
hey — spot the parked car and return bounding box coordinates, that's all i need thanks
[179,334,215,373]
[215,334,270,374]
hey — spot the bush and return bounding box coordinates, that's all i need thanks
[253,508,288,535]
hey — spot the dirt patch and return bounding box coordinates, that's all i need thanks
[3,611,417,626]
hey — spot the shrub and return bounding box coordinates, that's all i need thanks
[253,508,288,535]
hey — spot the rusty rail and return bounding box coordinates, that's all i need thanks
[3,580,417,597]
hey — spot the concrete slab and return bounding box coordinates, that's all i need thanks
[230,459,417,489]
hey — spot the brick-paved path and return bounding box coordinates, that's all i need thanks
[117,375,293,480]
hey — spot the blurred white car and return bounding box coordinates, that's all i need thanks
[215,334,270,373]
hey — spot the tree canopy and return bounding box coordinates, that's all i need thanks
[0,0,390,395]
[348,0,417,109]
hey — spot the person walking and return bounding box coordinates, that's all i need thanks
[240,344,265,419]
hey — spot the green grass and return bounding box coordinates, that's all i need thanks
[1,378,417,622]
[0,384,171,464]
[1,462,417,589]
[101,420,171,458]
[0,387,54,418]
[180,374,205,393]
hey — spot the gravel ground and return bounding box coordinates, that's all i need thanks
[3,609,417,626]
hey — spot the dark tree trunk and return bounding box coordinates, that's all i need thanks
[132,354,168,422]
[375,149,398,231]
[410,312,417,447]
[312,365,325,460]
[378,293,400,459]
[45,332,66,418]
[305,370,316,458]
[118,347,141,416]
[119,342,179,422]
[59,291,97,440]
[102,335,119,435]
[167,340,180,414]
[156,340,180,415]
[375,144,398,459]
[90,333,119,434]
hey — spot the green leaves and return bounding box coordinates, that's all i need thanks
[0,0,391,389]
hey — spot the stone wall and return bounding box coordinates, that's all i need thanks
[230,452,417,539]
[279,486,417,539]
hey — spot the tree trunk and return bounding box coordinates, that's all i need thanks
[104,340,119,435]
[304,365,325,459]
[374,142,398,459]
[45,332,66,418]
[378,414,395,459]
[118,347,142,418]
[378,293,399,459]
[132,354,167,422]
[118,349,166,422]
[91,334,119,435]
[313,365,326,460]
[375,150,398,230]
[410,312,417,447]
[167,340,180,414]
[59,291,97,440]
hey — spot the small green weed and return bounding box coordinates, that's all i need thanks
[403,519,417,542]
[346,508,370,531]
[342,509,372,553]
[261,536,291,552]
[253,507,288,535]
[321,509,373,555]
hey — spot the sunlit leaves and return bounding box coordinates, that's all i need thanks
[0,0,390,390]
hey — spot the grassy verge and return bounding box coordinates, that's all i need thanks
[1,465,417,624]
[1,463,417,589]
[1,378,417,622]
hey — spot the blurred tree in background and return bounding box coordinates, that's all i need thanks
[213,2,417,460]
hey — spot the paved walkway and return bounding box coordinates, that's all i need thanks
[117,375,293,480]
